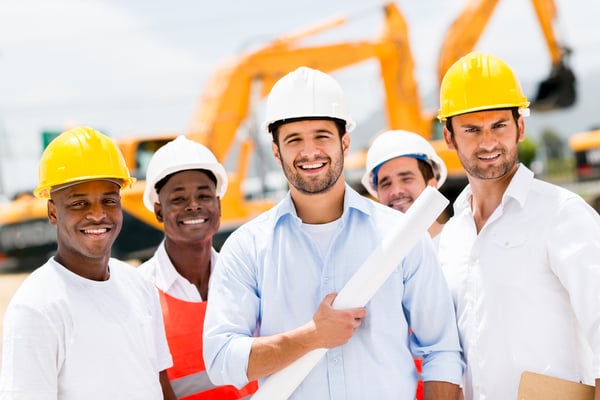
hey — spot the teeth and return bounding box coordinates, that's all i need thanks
[480,154,499,160]
[301,163,324,169]
[84,228,107,234]
[182,218,206,225]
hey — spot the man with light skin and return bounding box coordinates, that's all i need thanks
[362,129,448,244]
[203,67,463,400]
[438,51,600,400]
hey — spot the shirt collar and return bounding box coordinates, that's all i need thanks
[273,183,373,227]
[154,240,217,293]
[453,163,533,215]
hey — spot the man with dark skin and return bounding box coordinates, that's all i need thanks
[0,126,172,400]
[139,135,257,399]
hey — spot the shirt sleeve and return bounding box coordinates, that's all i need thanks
[0,303,60,399]
[203,231,259,389]
[149,285,173,372]
[547,197,600,378]
[402,235,465,384]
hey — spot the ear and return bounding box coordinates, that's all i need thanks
[517,116,525,143]
[442,126,456,150]
[271,141,282,166]
[427,177,438,188]
[153,202,164,223]
[47,200,58,226]
[341,132,351,156]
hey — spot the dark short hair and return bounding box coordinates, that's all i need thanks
[445,107,520,135]
[154,169,217,194]
[269,117,346,143]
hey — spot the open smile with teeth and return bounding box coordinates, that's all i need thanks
[82,228,109,235]
[182,218,208,225]
[478,153,501,161]
[299,162,325,170]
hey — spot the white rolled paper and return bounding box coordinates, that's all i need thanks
[252,186,449,400]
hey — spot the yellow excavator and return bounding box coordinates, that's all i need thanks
[0,0,576,269]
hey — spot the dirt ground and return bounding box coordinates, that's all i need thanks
[0,271,29,360]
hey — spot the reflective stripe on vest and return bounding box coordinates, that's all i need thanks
[157,289,258,399]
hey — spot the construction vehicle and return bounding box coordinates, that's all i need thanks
[0,0,577,270]
[569,128,600,182]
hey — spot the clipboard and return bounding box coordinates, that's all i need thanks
[518,371,595,400]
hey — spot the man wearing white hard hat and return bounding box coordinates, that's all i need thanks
[138,135,257,399]
[363,130,448,246]
[203,67,463,399]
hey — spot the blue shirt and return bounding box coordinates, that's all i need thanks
[204,185,463,399]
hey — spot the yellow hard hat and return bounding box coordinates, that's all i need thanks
[437,52,530,122]
[34,126,135,199]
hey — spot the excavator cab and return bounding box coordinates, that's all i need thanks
[532,48,576,111]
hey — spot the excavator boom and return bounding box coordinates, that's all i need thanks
[437,0,576,110]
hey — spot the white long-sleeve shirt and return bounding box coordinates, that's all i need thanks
[439,165,600,400]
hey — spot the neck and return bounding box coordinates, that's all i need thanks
[164,238,212,298]
[468,165,518,232]
[290,179,346,224]
[54,251,111,281]
[428,221,444,238]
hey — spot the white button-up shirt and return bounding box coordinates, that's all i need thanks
[439,164,600,400]
[138,241,217,302]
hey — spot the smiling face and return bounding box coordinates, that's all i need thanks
[48,179,122,267]
[444,109,524,181]
[272,119,349,195]
[154,169,221,246]
[376,157,437,213]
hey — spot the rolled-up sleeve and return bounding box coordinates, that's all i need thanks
[203,230,261,389]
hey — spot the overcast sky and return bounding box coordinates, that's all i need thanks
[0,0,598,198]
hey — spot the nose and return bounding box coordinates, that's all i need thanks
[479,128,497,150]
[86,202,107,222]
[299,138,320,158]
[186,197,202,211]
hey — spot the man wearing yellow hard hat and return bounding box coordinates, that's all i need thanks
[0,127,173,399]
[437,52,600,400]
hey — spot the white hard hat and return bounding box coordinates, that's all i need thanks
[361,130,448,198]
[261,66,356,134]
[143,135,228,212]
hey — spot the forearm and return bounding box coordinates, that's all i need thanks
[159,370,177,400]
[247,323,319,381]
[423,381,460,400]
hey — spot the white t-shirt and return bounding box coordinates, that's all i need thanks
[0,257,172,400]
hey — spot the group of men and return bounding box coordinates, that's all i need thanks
[0,51,598,400]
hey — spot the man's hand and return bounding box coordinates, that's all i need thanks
[308,292,367,349]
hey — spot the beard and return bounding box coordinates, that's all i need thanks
[457,144,519,180]
[279,148,345,195]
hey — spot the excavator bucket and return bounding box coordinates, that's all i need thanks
[532,58,576,111]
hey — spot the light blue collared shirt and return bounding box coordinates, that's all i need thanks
[204,184,463,399]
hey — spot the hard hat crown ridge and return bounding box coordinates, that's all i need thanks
[437,52,530,121]
[143,135,228,212]
[261,66,356,134]
[34,126,134,199]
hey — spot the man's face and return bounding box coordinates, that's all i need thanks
[376,157,436,213]
[154,170,221,244]
[272,119,349,195]
[444,109,524,181]
[48,180,122,263]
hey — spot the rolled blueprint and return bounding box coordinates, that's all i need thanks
[251,185,449,400]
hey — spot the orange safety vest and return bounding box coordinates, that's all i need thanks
[158,289,258,400]
[415,358,423,400]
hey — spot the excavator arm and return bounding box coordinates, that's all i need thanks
[186,3,429,164]
[436,0,576,110]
